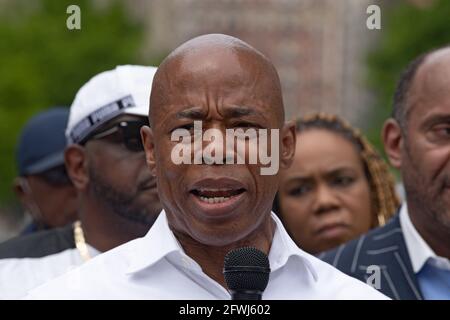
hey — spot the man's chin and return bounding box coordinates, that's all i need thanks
[114,203,159,227]
[189,228,255,248]
[434,207,450,229]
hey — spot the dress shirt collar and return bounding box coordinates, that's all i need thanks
[400,203,450,273]
[126,210,318,281]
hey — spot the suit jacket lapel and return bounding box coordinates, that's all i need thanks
[373,215,423,300]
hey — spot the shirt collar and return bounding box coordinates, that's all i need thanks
[269,212,318,281]
[399,203,450,272]
[126,210,318,281]
[126,211,183,274]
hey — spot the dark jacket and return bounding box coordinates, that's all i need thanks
[319,214,423,300]
[0,224,74,259]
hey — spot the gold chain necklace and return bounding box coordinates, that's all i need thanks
[73,220,91,262]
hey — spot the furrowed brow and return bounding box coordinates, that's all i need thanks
[223,106,258,118]
[176,107,207,120]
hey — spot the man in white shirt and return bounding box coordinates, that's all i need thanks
[26,34,388,300]
[321,46,450,300]
[1,65,162,299]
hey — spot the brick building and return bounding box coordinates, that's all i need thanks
[126,0,381,126]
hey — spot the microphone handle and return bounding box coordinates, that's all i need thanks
[230,290,262,300]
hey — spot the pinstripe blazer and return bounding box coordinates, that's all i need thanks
[319,213,423,300]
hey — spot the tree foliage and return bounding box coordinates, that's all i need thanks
[0,0,154,204]
[366,0,450,151]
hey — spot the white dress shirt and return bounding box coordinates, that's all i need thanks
[0,244,99,299]
[25,211,388,300]
[399,204,450,272]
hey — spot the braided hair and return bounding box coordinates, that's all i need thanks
[275,113,400,227]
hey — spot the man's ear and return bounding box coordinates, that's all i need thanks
[64,144,89,190]
[13,177,28,205]
[382,118,403,169]
[279,120,296,170]
[141,125,156,176]
[13,177,41,222]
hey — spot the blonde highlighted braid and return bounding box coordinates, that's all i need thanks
[296,113,400,227]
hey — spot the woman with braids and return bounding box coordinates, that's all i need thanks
[273,113,400,254]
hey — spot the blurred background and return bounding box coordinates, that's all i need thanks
[0,0,449,240]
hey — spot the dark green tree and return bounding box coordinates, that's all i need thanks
[0,0,158,206]
[366,0,450,151]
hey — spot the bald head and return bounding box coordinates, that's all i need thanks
[161,33,267,62]
[411,47,450,103]
[149,34,284,128]
[393,46,450,127]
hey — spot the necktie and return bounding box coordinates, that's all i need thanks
[417,259,450,300]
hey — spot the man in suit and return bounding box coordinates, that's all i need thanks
[320,46,450,300]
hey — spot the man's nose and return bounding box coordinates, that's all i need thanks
[312,184,340,214]
[199,127,229,165]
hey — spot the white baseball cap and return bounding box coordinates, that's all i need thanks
[66,65,157,144]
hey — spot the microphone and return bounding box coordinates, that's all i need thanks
[223,247,271,300]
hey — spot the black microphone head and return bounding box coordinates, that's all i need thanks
[223,247,270,293]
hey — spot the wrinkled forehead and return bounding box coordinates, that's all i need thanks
[418,49,450,91]
[165,47,273,93]
[408,49,450,119]
[150,47,282,124]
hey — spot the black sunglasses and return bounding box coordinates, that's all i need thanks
[83,120,148,152]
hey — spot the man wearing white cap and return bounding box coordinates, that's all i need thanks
[0,65,161,299]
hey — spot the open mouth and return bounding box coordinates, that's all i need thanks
[188,178,248,216]
[191,188,246,204]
